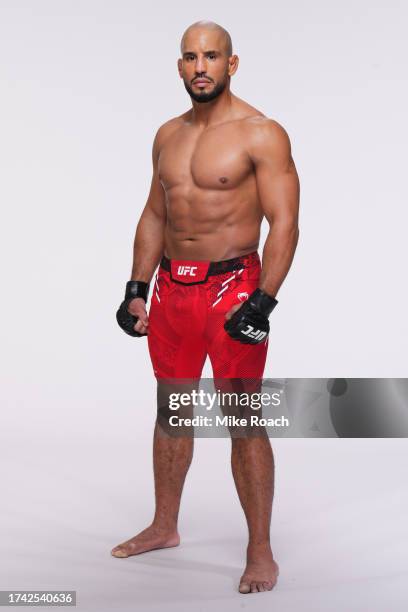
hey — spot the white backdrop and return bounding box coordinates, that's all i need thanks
[1,2,407,610]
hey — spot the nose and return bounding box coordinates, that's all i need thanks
[195,55,207,74]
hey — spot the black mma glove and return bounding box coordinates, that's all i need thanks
[116,281,149,337]
[224,288,278,344]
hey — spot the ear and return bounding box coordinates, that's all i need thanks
[228,54,239,77]
[177,58,182,77]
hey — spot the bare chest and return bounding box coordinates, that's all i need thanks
[158,124,253,192]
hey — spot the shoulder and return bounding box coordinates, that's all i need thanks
[243,116,292,163]
[154,116,184,145]
[230,96,289,142]
[151,115,185,160]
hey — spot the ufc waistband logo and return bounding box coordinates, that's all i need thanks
[241,325,267,341]
[177,266,197,276]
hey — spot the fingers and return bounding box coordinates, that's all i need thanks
[134,318,149,335]
[127,297,147,316]
[225,303,243,320]
[135,310,149,334]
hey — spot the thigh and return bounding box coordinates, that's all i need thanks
[148,273,207,379]
[205,268,269,379]
[206,314,269,378]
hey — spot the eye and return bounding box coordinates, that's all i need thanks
[208,54,216,60]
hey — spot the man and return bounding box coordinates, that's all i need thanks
[112,20,300,595]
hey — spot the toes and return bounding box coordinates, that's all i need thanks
[111,546,128,558]
[239,578,277,593]
[238,582,251,594]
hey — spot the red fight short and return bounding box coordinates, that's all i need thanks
[147,251,269,380]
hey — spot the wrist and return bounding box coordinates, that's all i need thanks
[125,280,149,302]
[248,288,278,317]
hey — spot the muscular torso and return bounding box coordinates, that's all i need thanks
[158,101,266,261]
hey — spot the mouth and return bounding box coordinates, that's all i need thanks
[193,79,211,86]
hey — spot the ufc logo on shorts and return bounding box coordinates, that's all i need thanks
[177,266,197,276]
[241,325,267,341]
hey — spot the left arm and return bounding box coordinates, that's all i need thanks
[249,119,300,297]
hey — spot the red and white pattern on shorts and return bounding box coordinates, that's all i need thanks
[147,252,268,380]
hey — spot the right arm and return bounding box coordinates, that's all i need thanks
[117,124,170,336]
[130,126,168,282]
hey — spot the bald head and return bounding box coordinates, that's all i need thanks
[178,20,238,104]
[180,20,233,57]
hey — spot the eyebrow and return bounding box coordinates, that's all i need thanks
[183,50,219,56]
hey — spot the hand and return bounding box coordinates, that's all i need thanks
[225,303,244,322]
[224,289,278,344]
[127,297,149,335]
[116,280,150,338]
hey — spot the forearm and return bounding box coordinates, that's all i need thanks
[259,222,299,297]
[130,209,166,282]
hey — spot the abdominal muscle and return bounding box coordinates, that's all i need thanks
[164,229,260,261]
[163,194,263,262]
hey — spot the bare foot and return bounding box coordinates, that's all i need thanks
[111,524,180,558]
[239,543,279,594]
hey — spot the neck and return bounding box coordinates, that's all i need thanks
[190,88,234,127]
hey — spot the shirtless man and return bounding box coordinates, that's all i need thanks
[112,20,300,595]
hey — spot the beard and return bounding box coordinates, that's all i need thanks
[183,77,227,103]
